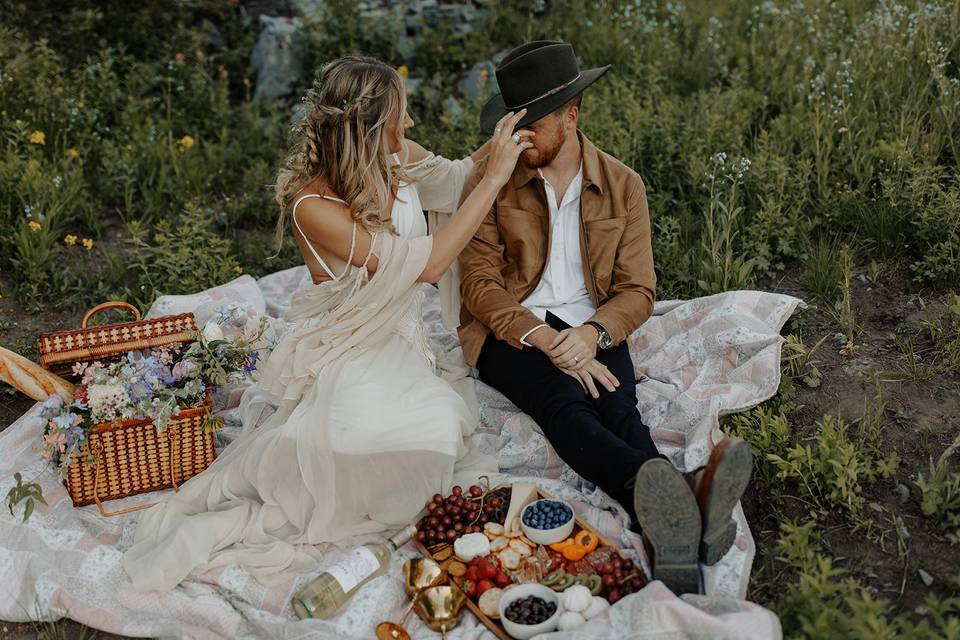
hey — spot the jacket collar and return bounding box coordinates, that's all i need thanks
[512,129,604,195]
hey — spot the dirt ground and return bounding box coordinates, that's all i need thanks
[1,267,958,637]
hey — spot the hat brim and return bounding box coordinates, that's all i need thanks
[479,65,611,135]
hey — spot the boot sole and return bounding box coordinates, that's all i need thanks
[698,439,753,565]
[633,458,702,594]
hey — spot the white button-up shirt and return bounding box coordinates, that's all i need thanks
[519,163,596,345]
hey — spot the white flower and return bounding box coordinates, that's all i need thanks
[201,321,224,342]
[87,383,130,422]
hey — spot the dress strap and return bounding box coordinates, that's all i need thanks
[291,193,356,282]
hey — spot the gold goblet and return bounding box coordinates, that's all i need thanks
[414,585,468,639]
[375,558,447,640]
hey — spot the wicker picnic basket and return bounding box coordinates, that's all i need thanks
[37,301,218,516]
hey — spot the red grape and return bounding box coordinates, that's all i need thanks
[416,531,426,543]
[442,516,453,527]
[602,574,617,587]
[454,523,464,533]
[445,529,457,541]
[608,588,621,603]
[433,493,443,504]
[426,502,439,513]
[469,485,483,497]
[452,485,463,496]
[435,508,446,517]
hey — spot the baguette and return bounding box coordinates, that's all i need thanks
[0,346,74,401]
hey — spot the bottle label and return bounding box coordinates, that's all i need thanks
[326,547,380,594]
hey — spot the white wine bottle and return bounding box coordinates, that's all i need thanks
[292,524,417,619]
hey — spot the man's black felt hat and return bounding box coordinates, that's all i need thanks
[479,40,611,135]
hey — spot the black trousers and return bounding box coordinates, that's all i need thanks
[476,312,666,522]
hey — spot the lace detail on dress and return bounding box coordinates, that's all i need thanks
[394,288,436,372]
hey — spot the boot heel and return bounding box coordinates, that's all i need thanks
[654,563,702,595]
[699,518,737,565]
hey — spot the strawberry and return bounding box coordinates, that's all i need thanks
[465,565,479,582]
[478,559,498,580]
[476,579,495,597]
[463,580,477,599]
[494,570,511,588]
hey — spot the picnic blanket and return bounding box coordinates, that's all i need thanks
[0,267,798,639]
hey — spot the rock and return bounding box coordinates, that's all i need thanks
[444,94,464,121]
[289,101,309,125]
[250,15,307,101]
[292,0,325,19]
[458,61,498,102]
[894,483,910,504]
[918,568,934,587]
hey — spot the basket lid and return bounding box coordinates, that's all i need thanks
[37,301,197,377]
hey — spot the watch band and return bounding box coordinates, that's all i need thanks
[585,321,611,348]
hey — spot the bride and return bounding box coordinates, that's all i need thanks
[122,55,532,593]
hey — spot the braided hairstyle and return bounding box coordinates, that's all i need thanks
[274,55,408,248]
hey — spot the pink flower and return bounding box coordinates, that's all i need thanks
[172,359,198,380]
[44,431,67,453]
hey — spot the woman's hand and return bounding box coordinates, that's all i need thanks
[482,110,534,188]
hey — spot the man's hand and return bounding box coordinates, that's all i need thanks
[560,358,620,399]
[547,325,598,371]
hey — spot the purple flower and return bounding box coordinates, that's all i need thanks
[243,352,260,375]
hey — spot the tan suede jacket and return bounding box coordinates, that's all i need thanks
[457,130,656,367]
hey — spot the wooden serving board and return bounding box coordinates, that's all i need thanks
[413,486,641,640]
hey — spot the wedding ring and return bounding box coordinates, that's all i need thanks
[574,355,580,363]
[511,132,521,144]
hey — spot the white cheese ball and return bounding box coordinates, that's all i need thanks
[582,596,610,620]
[557,611,587,631]
[560,584,593,613]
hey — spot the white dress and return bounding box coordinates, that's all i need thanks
[123,159,493,593]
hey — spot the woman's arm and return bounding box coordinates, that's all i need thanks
[294,110,531,284]
[403,138,492,165]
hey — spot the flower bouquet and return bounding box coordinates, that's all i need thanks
[34,307,267,515]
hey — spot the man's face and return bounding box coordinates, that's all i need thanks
[520,111,567,169]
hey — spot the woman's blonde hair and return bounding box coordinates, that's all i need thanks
[274,55,408,247]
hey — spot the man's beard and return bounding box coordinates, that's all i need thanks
[521,128,566,169]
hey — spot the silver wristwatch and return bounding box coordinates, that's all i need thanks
[585,321,612,349]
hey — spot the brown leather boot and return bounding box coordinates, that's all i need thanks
[690,437,753,565]
[630,458,702,595]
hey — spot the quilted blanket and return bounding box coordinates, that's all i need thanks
[0,267,797,639]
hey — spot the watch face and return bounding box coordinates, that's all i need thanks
[598,332,612,349]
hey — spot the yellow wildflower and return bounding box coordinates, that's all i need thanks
[14,119,26,129]
[397,65,409,80]
[233,265,243,274]
[28,221,41,232]
[177,135,195,152]
[81,238,94,250]
[29,130,46,145]
[64,234,77,246]
[65,148,80,159]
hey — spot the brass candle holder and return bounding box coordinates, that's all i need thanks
[413,585,468,639]
[375,558,447,640]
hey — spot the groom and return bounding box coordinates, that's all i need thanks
[457,41,752,594]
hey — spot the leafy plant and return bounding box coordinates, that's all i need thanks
[5,472,47,523]
[915,431,960,543]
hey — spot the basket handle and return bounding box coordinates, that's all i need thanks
[91,429,181,518]
[82,301,141,329]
